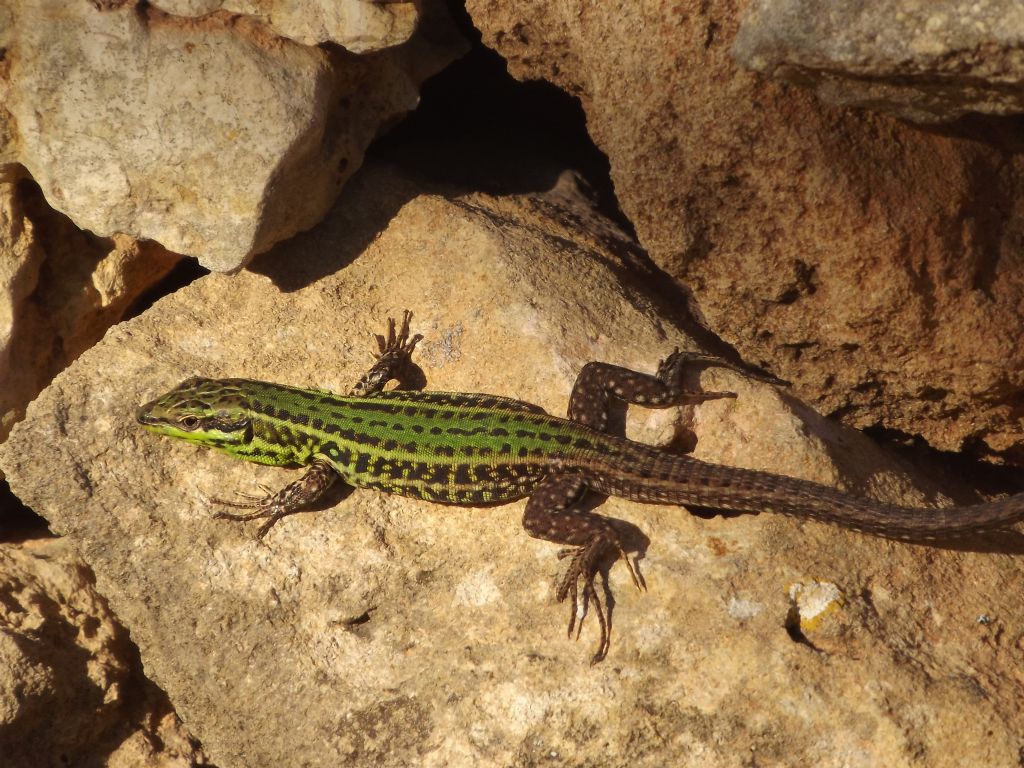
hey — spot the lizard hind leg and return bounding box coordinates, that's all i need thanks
[523,474,641,664]
[567,348,742,432]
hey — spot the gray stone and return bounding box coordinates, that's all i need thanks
[733,0,1024,123]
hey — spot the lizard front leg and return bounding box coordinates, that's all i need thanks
[350,310,423,396]
[212,459,337,539]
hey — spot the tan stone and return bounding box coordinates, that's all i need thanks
[0,177,43,442]
[152,0,419,53]
[2,166,1022,766]
[3,0,463,272]
[0,537,206,767]
[466,0,1024,464]
[0,180,180,443]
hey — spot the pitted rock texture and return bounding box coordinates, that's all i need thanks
[0,538,207,768]
[466,0,1024,465]
[3,166,1023,767]
[2,0,463,272]
[734,0,1024,123]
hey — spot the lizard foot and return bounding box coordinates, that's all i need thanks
[352,310,424,396]
[210,495,290,539]
[375,309,423,360]
[555,535,641,664]
[207,461,336,540]
[656,348,738,403]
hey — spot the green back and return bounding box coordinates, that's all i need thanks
[137,378,621,504]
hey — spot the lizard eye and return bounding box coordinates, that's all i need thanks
[179,416,201,431]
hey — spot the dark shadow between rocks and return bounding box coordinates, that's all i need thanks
[247,0,778,389]
[0,479,52,542]
[247,163,421,292]
[249,0,628,292]
[368,1,778,377]
[369,0,630,232]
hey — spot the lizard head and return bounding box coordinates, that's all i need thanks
[136,377,253,447]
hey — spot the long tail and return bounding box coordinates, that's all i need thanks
[586,446,1024,540]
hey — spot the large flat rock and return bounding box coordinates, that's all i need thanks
[3,166,1022,766]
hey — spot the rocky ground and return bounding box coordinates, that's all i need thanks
[1,2,1023,766]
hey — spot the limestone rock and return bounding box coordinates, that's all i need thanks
[0,537,206,767]
[0,177,43,443]
[733,0,1024,123]
[0,67,13,168]
[0,179,180,444]
[466,0,1024,464]
[151,0,419,53]
[3,0,463,272]
[2,165,1023,766]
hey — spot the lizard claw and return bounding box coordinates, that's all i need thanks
[206,491,281,525]
[554,535,637,664]
[210,502,287,539]
[374,310,423,359]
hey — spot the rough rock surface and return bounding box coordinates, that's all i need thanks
[152,0,419,53]
[3,165,1024,767]
[734,0,1024,123]
[0,537,207,767]
[0,176,42,442]
[0,179,180,444]
[466,0,1024,464]
[2,0,463,272]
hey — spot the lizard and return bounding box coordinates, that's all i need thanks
[136,311,1024,662]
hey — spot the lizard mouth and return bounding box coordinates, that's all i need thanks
[135,401,173,430]
[136,403,159,426]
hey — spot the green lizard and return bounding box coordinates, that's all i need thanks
[137,312,1024,661]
